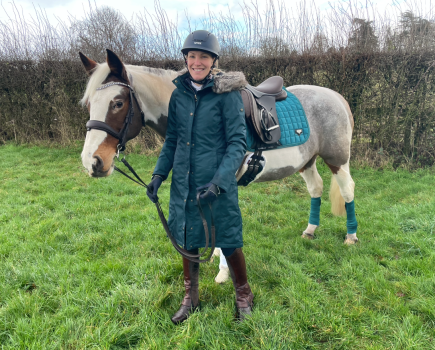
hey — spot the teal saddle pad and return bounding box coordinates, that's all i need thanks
[246,89,310,152]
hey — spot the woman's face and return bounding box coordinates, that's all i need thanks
[187,51,214,82]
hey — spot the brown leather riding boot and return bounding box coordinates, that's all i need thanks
[171,257,200,325]
[226,248,254,321]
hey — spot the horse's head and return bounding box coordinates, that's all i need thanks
[80,49,143,177]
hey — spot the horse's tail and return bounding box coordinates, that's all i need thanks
[330,176,346,216]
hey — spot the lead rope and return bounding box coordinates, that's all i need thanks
[114,156,215,263]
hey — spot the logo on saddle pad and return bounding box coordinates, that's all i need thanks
[295,129,303,135]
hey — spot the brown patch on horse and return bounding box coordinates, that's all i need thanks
[326,162,341,174]
[94,135,119,172]
[104,91,131,132]
[299,155,318,173]
[79,52,98,75]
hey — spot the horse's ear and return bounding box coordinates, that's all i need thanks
[106,49,129,82]
[79,52,98,76]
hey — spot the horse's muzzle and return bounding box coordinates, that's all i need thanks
[91,155,111,177]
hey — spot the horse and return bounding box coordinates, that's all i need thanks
[79,49,359,245]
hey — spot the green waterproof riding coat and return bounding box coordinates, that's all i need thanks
[152,69,248,249]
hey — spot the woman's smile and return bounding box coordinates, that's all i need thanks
[187,51,214,81]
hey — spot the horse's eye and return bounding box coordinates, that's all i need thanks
[114,101,123,108]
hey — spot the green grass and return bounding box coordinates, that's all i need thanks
[0,144,434,349]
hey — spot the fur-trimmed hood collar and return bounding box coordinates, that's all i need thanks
[177,68,247,94]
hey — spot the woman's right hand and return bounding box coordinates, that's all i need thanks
[147,175,163,203]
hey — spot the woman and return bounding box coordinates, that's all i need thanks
[146,30,254,324]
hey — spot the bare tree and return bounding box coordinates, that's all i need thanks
[70,5,136,61]
[348,18,378,52]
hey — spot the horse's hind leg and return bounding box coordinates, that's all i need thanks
[326,161,358,245]
[299,156,323,239]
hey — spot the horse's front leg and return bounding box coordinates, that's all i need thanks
[299,158,323,239]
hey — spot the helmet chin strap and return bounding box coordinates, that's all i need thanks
[189,71,212,85]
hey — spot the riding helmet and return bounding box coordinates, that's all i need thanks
[181,30,220,58]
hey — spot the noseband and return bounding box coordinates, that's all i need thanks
[85,81,215,263]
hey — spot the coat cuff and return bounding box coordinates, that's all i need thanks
[211,181,227,193]
[152,173,167,181]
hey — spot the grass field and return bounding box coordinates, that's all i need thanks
[0,144,434,349]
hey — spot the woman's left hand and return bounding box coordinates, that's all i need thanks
[196,183,220,203]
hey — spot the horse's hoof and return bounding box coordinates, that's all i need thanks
[215,267,229,284]
[301,232,315,240]
[344,237,358,245]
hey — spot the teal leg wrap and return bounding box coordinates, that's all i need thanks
[308,197,321,226]
[345,200,358,234]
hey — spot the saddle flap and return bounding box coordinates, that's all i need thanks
[241,88,281,145]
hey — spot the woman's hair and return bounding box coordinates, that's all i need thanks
[184,50,215,59]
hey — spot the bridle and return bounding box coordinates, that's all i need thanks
[85,82,144,154]
[85,81,215,263]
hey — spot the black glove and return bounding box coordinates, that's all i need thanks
[147,175,163,203]
[196,182,220,204]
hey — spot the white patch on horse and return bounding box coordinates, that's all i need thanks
[345,233,358,245]
[302,223,318,237]
[333,161,355,203]
[80,64,110,105]
[90,85,124,121]
[299,161,323,198]
[253,146,305,182]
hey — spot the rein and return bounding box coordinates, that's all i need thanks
[86,82,215,263]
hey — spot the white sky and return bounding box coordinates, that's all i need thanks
[1,0,431,28]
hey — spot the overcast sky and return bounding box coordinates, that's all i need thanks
[0,0,432,29]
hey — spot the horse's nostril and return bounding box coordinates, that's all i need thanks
[92,155,104,173]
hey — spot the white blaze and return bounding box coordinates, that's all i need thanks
[81,129,108,172]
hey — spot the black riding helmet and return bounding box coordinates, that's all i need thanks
[182,30,220,84]
[181,30,220,58]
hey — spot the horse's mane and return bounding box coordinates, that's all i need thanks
[81,63,178,106]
